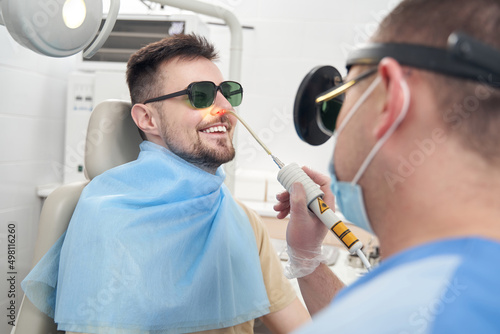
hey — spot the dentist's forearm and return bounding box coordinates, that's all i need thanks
[297,263,345,315]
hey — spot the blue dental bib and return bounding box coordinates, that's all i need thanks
[22,141,270,333]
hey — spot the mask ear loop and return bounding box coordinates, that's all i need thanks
[335,76,383,138]
[332,76,383,171]
[351,78,411,185]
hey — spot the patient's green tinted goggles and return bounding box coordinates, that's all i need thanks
[294,31,500,145]
[143,81,243,109]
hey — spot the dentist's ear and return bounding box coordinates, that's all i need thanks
[373,57,411,139]
[131,104,161,138]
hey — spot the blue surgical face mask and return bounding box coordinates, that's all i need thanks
[329,75,410,233]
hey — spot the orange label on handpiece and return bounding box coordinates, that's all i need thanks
[331,221,359,249]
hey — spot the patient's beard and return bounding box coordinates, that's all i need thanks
[176,136,235,172]
[159,118,235,172]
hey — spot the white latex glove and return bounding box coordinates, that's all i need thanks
[274,167,332,278]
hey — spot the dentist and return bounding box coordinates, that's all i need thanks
[276,0,500,332]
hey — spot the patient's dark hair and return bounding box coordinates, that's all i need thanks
[126,34,218,140]
[374,0,500,162]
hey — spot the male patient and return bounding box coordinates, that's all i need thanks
[22,34,308,334]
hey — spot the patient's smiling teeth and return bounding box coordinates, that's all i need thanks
[202,125,227,133]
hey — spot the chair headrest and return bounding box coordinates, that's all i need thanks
[85,100,142,180]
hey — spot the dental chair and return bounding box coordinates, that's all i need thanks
[12,100,142,334]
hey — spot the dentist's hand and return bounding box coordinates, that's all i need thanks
[274,167,333,277]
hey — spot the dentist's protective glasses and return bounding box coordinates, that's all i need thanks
[143,81,243,108]
[294,31,500,146]
[315,68,378,133]
[293,65,377,146]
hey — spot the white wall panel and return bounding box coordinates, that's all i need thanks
[0,66,68,119]
[0,115,64,163]
[0,24,76,333]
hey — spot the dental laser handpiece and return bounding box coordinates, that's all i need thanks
[227,110,371,271]
[276,162,372,271]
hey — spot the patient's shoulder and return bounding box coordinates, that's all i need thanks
[235,200,263,228]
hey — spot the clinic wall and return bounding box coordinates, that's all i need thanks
[0,27,77,331]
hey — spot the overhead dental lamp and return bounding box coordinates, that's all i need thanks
[0,0,120,58]
[294,32,500,145]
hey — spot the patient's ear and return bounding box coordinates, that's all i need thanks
[131,104,160,137]
[374,57,408,139]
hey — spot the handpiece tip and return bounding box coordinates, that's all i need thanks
[272,155,285,169]
[356,249,372,272]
